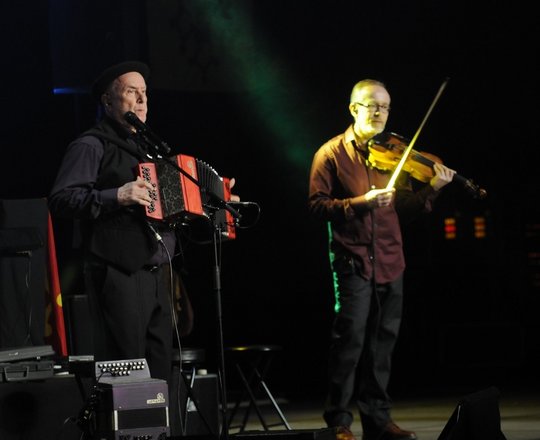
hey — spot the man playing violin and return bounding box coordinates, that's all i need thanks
[308,79,455,440]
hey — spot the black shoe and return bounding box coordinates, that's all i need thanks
[363,422,417,440]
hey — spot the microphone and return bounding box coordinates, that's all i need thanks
[124,111,171,155]
[227,201,256,207]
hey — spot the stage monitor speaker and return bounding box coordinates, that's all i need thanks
[169,368,220,438]
[437,386,507,440]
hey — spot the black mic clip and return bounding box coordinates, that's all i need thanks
[124,111,171,156]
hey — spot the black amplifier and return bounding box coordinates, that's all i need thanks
[94,377,170,440]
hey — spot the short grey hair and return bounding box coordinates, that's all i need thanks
[350,79,387,103]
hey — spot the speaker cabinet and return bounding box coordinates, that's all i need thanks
[438,386,507,440]
[0,375,83,440]
[94,377,170,440]
[0,199,48,349]
[169,368,220,438]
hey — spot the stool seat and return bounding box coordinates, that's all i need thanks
[226,345,282,353]
[225,344,290,432]
[172,347,206,366]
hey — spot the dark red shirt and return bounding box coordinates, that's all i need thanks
[308,125,439,283]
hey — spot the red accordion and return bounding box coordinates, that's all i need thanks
[138,154,236,240]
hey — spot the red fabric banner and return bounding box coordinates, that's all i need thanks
[45,213,68,356]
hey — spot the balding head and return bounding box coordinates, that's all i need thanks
[350,79,387,104]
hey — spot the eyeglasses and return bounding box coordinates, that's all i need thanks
[354,102,391,113]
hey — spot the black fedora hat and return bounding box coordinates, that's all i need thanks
[91,61,150,101]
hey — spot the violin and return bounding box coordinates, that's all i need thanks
[367,131,487,199]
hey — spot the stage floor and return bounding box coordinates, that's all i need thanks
[225,388,540,440]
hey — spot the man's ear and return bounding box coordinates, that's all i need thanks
[101,93,112,107]
[349,103,357,117]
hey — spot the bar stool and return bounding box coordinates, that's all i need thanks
[225,344,291,432]
[170,347,217,437]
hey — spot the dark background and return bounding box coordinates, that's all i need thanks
[1,0,539,401]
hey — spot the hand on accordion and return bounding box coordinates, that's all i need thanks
[117,175,155,207]
[228,177,240,203]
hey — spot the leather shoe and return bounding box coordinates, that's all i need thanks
[363,422,417,440]
[335,426,357,440]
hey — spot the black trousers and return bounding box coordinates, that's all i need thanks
[85,260,173,383]
[323,255,403,434]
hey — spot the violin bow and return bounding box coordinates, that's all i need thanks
[385,77,450,191]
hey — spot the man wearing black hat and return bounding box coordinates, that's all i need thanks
[49,61,216,382]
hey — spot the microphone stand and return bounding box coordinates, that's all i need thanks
[210,219,230,440]
[130,120,237,440]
